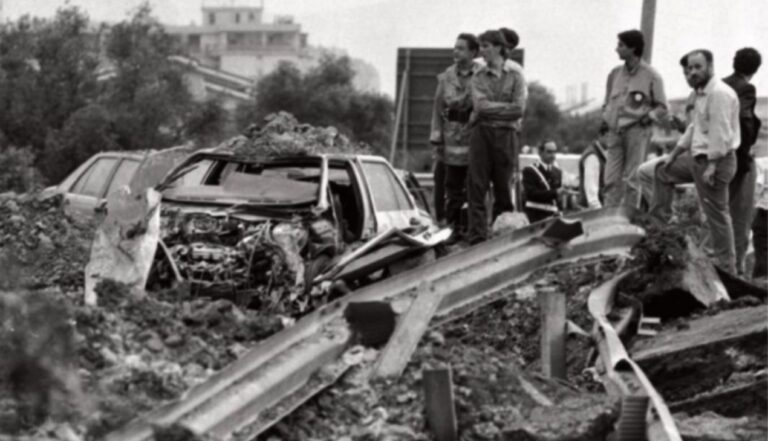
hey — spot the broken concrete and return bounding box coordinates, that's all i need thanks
[631,306,768,402]
[620,237,729,318]
[670,377,767,418]
[500,395,620,441]
[670,412,767,441]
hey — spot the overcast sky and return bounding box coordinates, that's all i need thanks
[5,0,767,106]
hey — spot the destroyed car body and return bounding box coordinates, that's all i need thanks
[147,150,450,310]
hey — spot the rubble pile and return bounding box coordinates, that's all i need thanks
[0,192,93,289]
[267,257,624,440]
[216,111,371,159]
[0,280,286,440]
[81,279,288,439]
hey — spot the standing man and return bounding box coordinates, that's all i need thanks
[602,29,667,208]
[523,140,563,222]
[656,50,741,273]
[429,33,480,238]
[723,48,762,275]
[579,127,609,209]
[499,27,527,209]
[466,30,526,245]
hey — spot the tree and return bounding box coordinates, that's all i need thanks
[39,104,119,184]
[101,3,193,151]
[238,54,393,155]
[0,8,99,153]
[556,110,603,153]
[521,82,561,148]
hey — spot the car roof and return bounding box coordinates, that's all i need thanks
[192,148,386,163]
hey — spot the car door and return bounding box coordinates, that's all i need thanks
[106,158,141,197]
[358,158,421,233]
[64,157,120,220]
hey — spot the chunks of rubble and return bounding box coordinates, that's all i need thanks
[671,412,767,441]
[0,192,93,290]
[215,111,370,159]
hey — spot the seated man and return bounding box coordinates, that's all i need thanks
[523,140,563,223]
[579,127,608,209]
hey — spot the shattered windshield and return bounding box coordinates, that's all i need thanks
[162,155,322,206]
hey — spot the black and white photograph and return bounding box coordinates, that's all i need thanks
[0,1,766,440]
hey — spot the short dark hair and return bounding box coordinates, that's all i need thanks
[478,30,508,56]
[540,139,557,150]
[618,30,645,57]
[499,28,519,50]
[688,49,714,66]
[679,53,689,68]
[457,33,479,53]
[733,47,762,76]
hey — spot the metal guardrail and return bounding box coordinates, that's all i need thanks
[588,272,682,441]
[108,207,644,441]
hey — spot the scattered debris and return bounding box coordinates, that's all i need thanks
[0,192,93,290]
[671,411,767,441]
[631,306,767,402]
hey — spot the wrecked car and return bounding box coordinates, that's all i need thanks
[146,150,450,312]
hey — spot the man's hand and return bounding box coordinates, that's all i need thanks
[661,153,677,170]
[703,162,717,186]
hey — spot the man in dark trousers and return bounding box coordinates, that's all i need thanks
[466,30,526,244]
[579,127,609,209]
[523,140,563,223]
[429,33,480,238]
[722,47,762,275]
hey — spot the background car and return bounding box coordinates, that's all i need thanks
[46,146,194,221]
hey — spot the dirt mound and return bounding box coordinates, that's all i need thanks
[215,111,371,160]
[0,192,93,290]
[0,280,286,440]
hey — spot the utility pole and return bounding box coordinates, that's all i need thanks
[640,0,657,63]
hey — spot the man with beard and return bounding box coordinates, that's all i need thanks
[430,33,480,239]
[637,54,694,211]
[654,50,741,273]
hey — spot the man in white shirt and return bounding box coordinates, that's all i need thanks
[579,127,608,209]
[652,50,741,273]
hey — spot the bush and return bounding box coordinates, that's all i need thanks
[0,146,45,192]
[38,104,119,184]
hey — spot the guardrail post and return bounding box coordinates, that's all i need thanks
[423,367,458,441]
[540,288,567,379]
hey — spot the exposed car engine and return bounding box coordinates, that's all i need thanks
[149,207,340,313]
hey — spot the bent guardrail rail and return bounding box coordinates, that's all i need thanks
[588,272,683,441]
[108,206,644,441]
